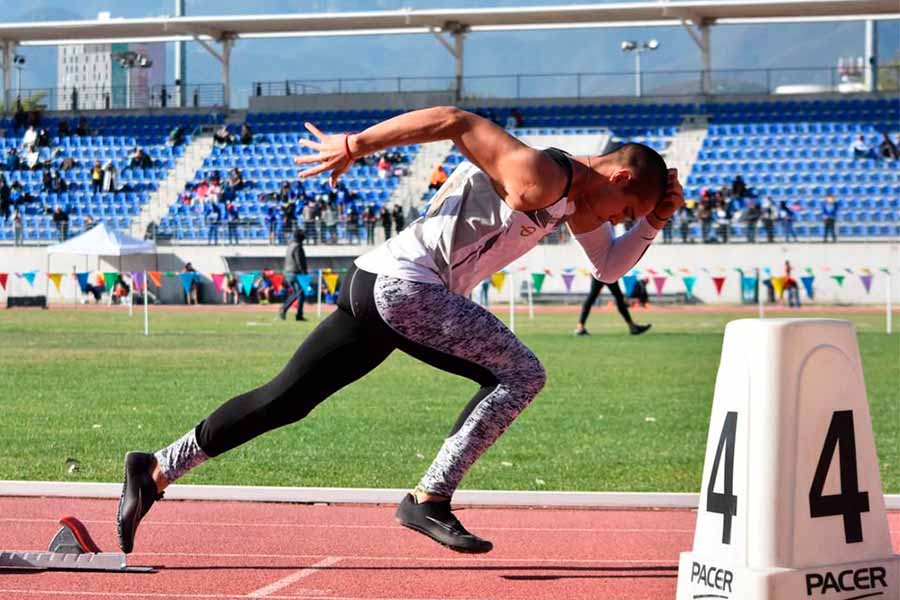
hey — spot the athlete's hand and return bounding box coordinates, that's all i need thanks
[293,122,353,187]
[647,168,684,229]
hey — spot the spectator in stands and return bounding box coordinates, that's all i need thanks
[364,204,377,245]
[51,205,69,241]
[505,108,524,129]
[380,206,393,240]
[0,175,9,219]
[279,229,308,321]
[194,179,210,207]
[49,169,67,194]
[377,154,391,180]
[57,120,71,138]
[429,163,448,191]
[228,168,244,191]
[75,117,90,137]
[12,208,23,246]
[392,204,405,233]
[24,145,43,171]
[877,133,898,161]
[183,263,200,305]
[13,99,26,135]
[60,156,77,171]
[281,192,297,243]
[129,147,153,169]
[661,213,673,243]
[821,195,838,243]
[743,198,760,243]
[41,169,53,193]
[345,205,360,244]
[849,135,873,159]
[697,192,713,242]
[208,177,223,205]
[36,128,51,147]
[5,148,20,171]
[167,125,186,148]
[84,215,96,230]
[264,204,279,244]
[91,160,103,193]
[226,202,240,245]
[223,275,239,305]
[213,126,232,148]
[206,201,222,245]
[783,261,800,308]
[21,125,37,148]
[102,160,117,193]
[321,202,337,244]
[239,123,253,145]
[715,202,730,243]
[778,200,798,242]
[761,197,776,243]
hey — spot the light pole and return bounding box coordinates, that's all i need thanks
[12,54,25,99]
[620,39,659,97]
[112,51,153,109]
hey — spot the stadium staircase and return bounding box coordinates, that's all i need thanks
[131,131,215,239]
[390,139,454,210]
[661,115,709,182]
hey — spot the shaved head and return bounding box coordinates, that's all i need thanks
[602,142,668,205]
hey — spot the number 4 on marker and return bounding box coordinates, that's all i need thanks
[706,411,738,545]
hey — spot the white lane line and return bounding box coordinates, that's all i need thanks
[132,551,678,564]
[247,555,342,598]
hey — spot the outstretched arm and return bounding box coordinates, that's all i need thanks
[293,107,567,211]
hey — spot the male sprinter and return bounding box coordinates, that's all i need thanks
[117,106,683,555]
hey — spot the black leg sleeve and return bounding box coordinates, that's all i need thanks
[578,278,604,326]
[607,281,634,325]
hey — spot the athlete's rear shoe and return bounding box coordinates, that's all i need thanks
[117,452,164,553]
[629,323,652,335]
[395,493,492,553]
[573,328,590,336]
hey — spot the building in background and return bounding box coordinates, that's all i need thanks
[56,42,166,111]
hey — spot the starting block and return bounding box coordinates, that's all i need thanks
[676,319,899,600]
[0,515,153,572]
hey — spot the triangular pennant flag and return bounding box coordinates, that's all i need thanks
[239,272,257,296]
[131,272,145,293]
[859,274,873,294]
[323,272,339,295]
[800,275,815,299]
[20,271,37,287]
[103,272,118,288]
[682,275,697,298]
[48,273,63,292]
[147,271,162,288]
[664,268,675,277]
[531,272,546,294]
[490,271,506,292]
[711,276,726,296]
[270,273,285,293]
[0,273,8,290]
[164,271,176,278]
[561,272,575,293]
[831,274,845,287]
[880,267,890,275]
[741,276,757,296]
[75,272,89,292]
[178,272,197,296]
[623,274,637,297]
[652,275,667,296]
[805,267,814,274]
[771,276,786,299]
[297,274,312,292]
[211,273,226,294]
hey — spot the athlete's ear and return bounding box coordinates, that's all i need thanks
[609,168,633,188]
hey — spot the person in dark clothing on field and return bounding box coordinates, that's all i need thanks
[278,229,309,321]
[574,277,650,336]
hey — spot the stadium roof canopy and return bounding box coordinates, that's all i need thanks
[1,0,897,106]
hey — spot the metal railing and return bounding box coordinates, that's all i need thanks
[5,84,226,112]
[253,66,900,100]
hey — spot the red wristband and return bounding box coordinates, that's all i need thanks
[343,133,355,162]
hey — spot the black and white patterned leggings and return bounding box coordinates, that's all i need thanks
[193,267,546,497]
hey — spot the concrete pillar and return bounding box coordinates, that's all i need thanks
[174,0,186,107]
[865,20,877,92]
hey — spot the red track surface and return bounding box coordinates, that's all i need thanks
[1,497,898,600]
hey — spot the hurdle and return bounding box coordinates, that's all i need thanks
[0,515,153,573]
[676,318,899,600]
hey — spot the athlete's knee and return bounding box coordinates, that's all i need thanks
[509,353,545,397]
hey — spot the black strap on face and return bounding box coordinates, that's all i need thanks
[542,147,574,200]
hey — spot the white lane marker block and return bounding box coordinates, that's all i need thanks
[247,555,341,597]
[676,318,900,600]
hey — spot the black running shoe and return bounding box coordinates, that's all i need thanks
[573,328,590,336]
[117,452,164,554]
[395,493,492,553]
[630,323,652,335]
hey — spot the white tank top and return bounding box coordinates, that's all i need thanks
[355,161,573,296]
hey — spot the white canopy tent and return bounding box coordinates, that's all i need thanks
[47,223,157,334]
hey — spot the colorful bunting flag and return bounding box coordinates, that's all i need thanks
[831,274,845,287]
[47,273,63,292]
[75,272,89,292]
[239,272,257,296]
[741,275,757,298]
[489,272,506,292]
[103,272,118,288]
[805,267,814,275]
[297,274,312,292]
[711,276,726,296]
[131,272,145,292]
[622,274,637,297]
[664,268,675,277]
[682,275,697,298]
[147,271,162,288]
[211,273,226,294]
[652,276,667,296]
[178,272,197,296]
[164,271,176,278]
[270,273,285,293]
[880,267,890,275]
[800,276,815,299]
[561,272,575,293]
[771,276,786,299]
[0,273,7,290]
[531,272,546,294]
[859,274,873,294]
[20,271,37,287]
[323,272,339,294]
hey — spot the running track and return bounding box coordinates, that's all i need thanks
[1,497,898,600]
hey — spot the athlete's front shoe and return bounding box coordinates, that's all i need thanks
[117,451,164,553]
[396,493,493,553]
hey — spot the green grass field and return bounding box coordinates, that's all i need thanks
[1,307,897,493]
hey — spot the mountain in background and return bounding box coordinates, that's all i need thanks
[3,1,898,107]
